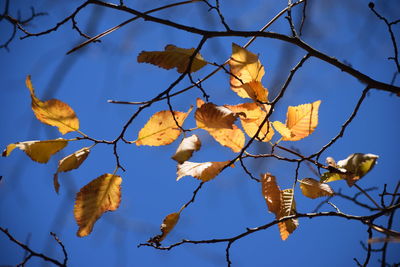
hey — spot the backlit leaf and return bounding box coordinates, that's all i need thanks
[299,178,334,199]
[74,173,122,237]
[136,107,192,146]
[137,44,207,73]
[273,100,321,141]
[53,147,91,194]
[278,189,298,241]
[2,139,68,163]
[149,212,180,244]
[225,102,263,120]
[229,43,265,99]
[26,75,79,135]
[195,101,245,152]
[172,135,201,163]
[320,172,343,183]
[260,173,281,216]
[177,161,232,182]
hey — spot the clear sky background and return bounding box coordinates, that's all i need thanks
[0,0,399,266]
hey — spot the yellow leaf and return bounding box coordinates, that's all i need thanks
[195,102,237,129]
[226,103,274,142]
[172,135,201,164]
[26,75,79,135]
[260,173,281,216]
[274,100,321,141]
[242,81,269,103]
[53,147,91,194]
[177,161,232,182]
[74,174,122,237]
[136,107,192,146]
[278,189,298,241]
[207,125,245,153]
[229,43,265,99]
[195,101,245,152]
[137,44,208,73]
[149,212,180,244]
[299,178,334,199]
[2,139,68,163]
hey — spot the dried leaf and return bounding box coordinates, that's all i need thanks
[229,43,265,99]
[273,100,321,141]
[136,107,192,146]
[172,135,201,163]
[260,173,281,216]
[177,161,232,182]
[26,75,79,135]
[225,102,264,120]
[53,147,91,194]
[195,101,245,152]
[278,189,298,241]
[74,174,122,237]
[149,212,180,244]
[299,178,334,199]
[242,81,269,102]
[320,172,343,183]
[2,139,68,163]
[137,44,207,73]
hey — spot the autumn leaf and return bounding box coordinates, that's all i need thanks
[321,153,379,186]
[229,43,265,99]
[299,178,334,199]
[226,103,274,142]
[2,139,68,163]
[53,147,91,194]
[148,212,180,244]
[260,173,281,216]
[136,107,192,146]
[273,100,321,141]
[195,101,245,152]
[26,75,79,135]
[278,188,298,241]
[74,174,122,237]
[177,161,232,182]
[137,44,208,73]
[172,135,201,164]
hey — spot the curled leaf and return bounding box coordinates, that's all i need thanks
[177,161,232,182]
[137,44,207,73]
[260,173,281,216]
[172,135,201,163]
[2,139,68,163]
[74,174,122,237]
[229,43,265,99]
[26,75,79,135]
[148,212,180,244]
[273,100,321,141]
[299,178,334,199]
[136,107,192,146]
[278,189,298,241]
[53,147,91,194]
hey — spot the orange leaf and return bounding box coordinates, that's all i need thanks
[149,212,180,244]
[74,174,122,237]
[229,43,265,99]
[207,125,245,152]
[260,173,281,216]
[136,107,192,146]
[299,178,334,199]
[26,75,79,135]
[137,44,207,73]
[273,100,321,141]
[278,189,298,240]
[177,161,232,182]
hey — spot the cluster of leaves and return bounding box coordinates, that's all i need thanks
[2,44,378,242]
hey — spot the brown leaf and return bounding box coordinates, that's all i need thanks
[195,102,237,129]
[26,75,79,135]
[299,178,334,199]
[260,173,281,216]
[74,174,122,237]
[137,44,207,73]
[177,161,232,182]
[149,212,180,244]
[278,189,298,241]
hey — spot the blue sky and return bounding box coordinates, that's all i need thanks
[1,0,399,266]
